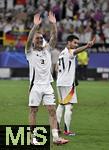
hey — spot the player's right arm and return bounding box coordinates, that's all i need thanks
[25,14,42,54]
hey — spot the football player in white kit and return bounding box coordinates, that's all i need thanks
[56,35,96,136]
[25,12,69,145]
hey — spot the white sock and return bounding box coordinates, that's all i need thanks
[64,104,73,132]
[56,104,64,125]
[52,129,59,141]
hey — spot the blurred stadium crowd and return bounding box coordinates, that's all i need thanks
[0,0,109,45]
[0,0,109,79]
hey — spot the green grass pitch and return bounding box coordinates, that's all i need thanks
[0,80,109,150]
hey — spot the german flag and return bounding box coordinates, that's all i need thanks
[4,33,15,45]
[15,0,27,5]
[58,87,74,104]
[4,33,27,46]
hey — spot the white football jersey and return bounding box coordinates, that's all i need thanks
[57,47,76,86]
[26,45,53,85]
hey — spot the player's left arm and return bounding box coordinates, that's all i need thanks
[73,37,96,55]
[48,11,57,48]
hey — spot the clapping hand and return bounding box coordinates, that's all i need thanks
[34,13,42,26]
[48,11,56,24]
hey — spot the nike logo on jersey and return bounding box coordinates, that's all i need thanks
[40,59,45,64]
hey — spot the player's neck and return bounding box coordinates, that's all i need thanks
[67,46,73,53]
[33,46,43,51]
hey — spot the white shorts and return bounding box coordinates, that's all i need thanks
[29,84,56,106]
[57,86,77,104]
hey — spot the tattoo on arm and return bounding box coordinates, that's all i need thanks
[25,25,39,54]
[49,23,57,48]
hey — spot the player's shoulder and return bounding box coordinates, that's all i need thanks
[59,48,68,57]
[43,43,51,52]
[25,47,34,60]
[44,43,49,48]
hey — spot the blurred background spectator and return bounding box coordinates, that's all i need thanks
[77,50,89,80]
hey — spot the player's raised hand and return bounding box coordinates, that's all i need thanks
[92,36,96,44]
[48,11,56,24]
[87,36,96,48]
[34,14,42,26]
